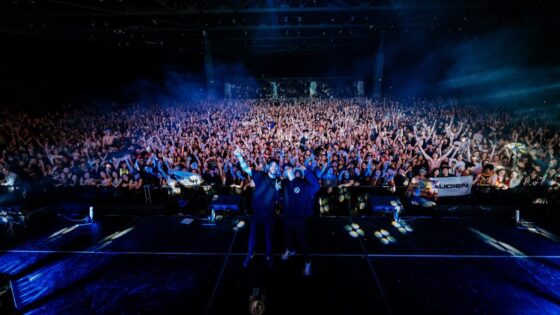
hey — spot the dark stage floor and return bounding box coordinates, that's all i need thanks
[1,209,560,314]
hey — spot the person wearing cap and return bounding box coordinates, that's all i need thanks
[234,146,281,268]
[280,163,320,276]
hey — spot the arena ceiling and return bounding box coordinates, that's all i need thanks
[1,0,558,55]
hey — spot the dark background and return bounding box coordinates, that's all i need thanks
[1,0,559,110]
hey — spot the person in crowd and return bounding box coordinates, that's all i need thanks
[495,168,509,190]
[507,170,522,189]
[0,166,18,192]
[473,164,497,188]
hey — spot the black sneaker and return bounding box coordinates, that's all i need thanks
[243,253,255,268]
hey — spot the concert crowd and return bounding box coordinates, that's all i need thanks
[1,98,559,199]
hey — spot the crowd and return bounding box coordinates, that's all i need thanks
[0,98,559,200]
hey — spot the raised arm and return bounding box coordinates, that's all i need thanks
[124,155,135,173]
[438,146,456,163]
[304,167,320,195]
[417,141,433,162]
[488,140,497,160]
[234,146,252,177]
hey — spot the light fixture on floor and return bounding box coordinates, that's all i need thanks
[89,206,94,223]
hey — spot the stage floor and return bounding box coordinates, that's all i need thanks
[1,211,560,314]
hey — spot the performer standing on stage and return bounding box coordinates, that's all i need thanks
[280,164,320,276]
[234,146,281,268]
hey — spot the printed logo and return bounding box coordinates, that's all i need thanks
[294,187,301,194]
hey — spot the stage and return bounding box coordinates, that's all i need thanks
[1,208,560,314]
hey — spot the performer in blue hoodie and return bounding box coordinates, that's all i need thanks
[280,163,320,276]
[234,147,281,268]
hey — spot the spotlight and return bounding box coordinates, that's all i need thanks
[89,206,94,223]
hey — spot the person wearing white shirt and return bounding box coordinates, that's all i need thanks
[1,167,18,192]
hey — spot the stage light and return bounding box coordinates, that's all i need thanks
[532,198,548,204]
[99,227,134,244]
[62,225,79,235]
[89,206,94,223]
[518,221,560,243]
[109,227,134,241]
[470,228,525,257]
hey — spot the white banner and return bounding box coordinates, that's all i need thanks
[430,176,473,197]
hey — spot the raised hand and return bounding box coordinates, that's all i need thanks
[233,146,243,157]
